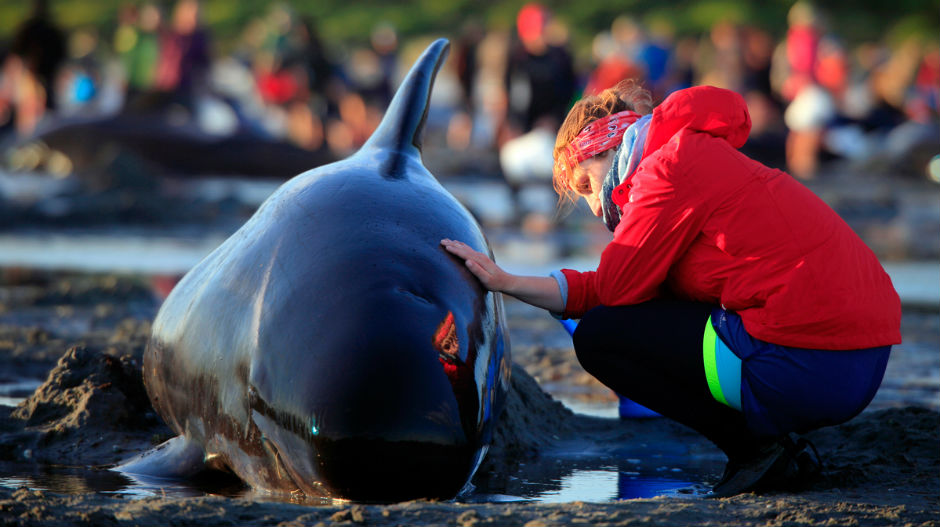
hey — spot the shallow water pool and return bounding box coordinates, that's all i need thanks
[0,445,721,505]
[0,379,719,505]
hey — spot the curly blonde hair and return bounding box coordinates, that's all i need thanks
[552,79,654,207]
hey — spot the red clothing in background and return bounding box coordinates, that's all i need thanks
[561,86,901,350]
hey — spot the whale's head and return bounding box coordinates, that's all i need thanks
[247,279,509,501]
[219,38,512,501]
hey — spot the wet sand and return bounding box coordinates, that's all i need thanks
[0,270,937,526]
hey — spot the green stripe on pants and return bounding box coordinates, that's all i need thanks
[702,315,729,407]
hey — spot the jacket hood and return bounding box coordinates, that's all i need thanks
[642,86,751,155]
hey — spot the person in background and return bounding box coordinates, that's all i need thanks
[0,0,66,136]
[442,79,900,497]
[115,2,163,99]
[780,1,831,179]
[454,20,484,114]
[154,0,210,105]
[367,22,399,109]
[504,3,576,135]
[583,29,643,97]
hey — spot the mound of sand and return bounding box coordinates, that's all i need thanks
[0,346,170,465]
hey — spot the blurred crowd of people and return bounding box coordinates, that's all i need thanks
[0,0,937,182]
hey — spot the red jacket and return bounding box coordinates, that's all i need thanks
[561,86,901,350]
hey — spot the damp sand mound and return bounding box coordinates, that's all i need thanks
[0,346,171,466]
[0,345,937,525]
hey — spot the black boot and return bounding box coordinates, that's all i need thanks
[708,435,823,498]
[708,437,795,498]
[781,436,823,490]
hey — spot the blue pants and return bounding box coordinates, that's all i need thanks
[709,307,890,437]
[573,300,891,458]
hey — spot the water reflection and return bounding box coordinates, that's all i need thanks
[0,462,136,495]
[618,473,705,500]
[0,449,718,505]
[0,380,42,407]
[537,469,619,503]
[469,452,718,503]
[506,467,706,502]
[0,461,250,500]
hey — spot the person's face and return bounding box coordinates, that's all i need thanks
[569,149,615,217]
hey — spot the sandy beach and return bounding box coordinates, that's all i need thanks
[0,1,937,520]
[0,138,937,527]
[0,267,936,526]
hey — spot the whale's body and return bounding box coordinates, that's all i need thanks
[119,39,511,502]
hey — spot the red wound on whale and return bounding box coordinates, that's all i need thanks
[434,311,459,361]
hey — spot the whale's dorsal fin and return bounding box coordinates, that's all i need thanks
[361,38,450,165]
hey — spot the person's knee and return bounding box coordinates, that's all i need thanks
[572,336,596,375]
[572,309,612,374]
[573,342,601,376]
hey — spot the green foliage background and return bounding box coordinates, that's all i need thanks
[1,0,937,58]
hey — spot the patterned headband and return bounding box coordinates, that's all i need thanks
[563,110,641,170]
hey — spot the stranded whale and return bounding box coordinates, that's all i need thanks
[118,38,511,502]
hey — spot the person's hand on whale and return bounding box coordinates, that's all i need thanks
[440,239,510,290]
[441,239,565,313]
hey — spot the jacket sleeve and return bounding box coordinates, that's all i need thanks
[561,152,709,318]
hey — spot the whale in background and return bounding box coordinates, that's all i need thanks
[118,38,511,502]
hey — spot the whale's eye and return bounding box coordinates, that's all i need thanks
[433,311,459,361]
[310,416,320,436]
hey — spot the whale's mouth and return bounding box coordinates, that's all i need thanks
[311,435,478,502]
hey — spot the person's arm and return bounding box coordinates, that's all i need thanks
[441,239,564,313]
